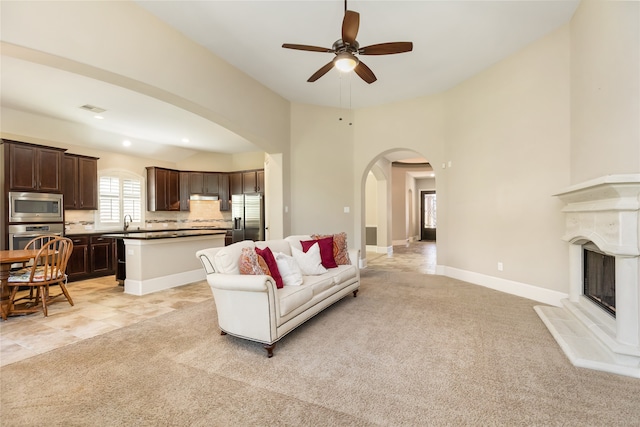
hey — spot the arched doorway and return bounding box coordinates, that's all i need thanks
[361,149,436,268]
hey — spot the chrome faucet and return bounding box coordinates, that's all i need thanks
[123,215,133,231]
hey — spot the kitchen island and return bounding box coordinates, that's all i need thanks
[103,229,225,296]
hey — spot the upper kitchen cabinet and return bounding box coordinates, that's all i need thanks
[242,169,264,194]
[229,172,243,195]
[3,140,65,193]
[219,173,230,211]
[146,167,180,211]
[179,171,190,211]
[189,172,220,195]
[63,154,98,210]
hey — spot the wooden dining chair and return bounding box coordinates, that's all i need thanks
[6,236,74,317]
[11,235,62,304]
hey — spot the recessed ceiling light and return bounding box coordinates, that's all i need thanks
[122,140,131,147]
[182,138,189,143]
[94,115,104,120]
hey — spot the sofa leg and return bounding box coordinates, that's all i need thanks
[220,330,227,335]
[353,289,358,297]
[264,343,276,358]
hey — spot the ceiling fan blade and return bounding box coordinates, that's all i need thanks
[342,10,360,45]
[307,61,335,82]
[282,43,333,53]
[354,61,377,84]
[359,42,414,55]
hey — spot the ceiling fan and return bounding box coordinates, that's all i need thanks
[282,0,413,84]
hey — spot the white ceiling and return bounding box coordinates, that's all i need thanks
[0,0,580,162]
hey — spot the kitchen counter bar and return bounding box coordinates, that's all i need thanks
[104,231,225,296]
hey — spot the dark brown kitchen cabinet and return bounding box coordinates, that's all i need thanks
[147,167,180,211]
[67,236,90,281]
[65,235,115,282]
[179,171,190,211]
[189,172,220,195]
[63,154,98,210]
[3,140,65,192]
[219,173,230,211]
[256,170,264,193]
[90,236,115,275]
[242,169,265,193]
[229,172,243,195]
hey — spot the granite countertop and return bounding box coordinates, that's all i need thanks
[64,227,231,238]
[101,229,227,240]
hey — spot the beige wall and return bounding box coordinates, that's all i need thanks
[289,103,355,237]
[365,172,378,227]
[569,0,640,183]
[443,25,571,292]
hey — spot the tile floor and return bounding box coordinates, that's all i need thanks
[366,240,437,274]
[0,241,437,367]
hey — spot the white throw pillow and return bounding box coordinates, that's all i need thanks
[292,244,327,276]
[275,252,304,286]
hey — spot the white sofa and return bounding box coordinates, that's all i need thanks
[196,235,360,357]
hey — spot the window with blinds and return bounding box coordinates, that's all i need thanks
[96,171,144,229]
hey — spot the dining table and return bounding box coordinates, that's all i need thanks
[0,249,40,320]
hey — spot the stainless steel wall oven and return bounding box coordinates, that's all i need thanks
[8,223,64,250]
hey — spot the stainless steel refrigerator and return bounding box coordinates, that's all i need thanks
[231,194,265,242]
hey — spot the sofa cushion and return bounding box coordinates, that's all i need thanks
[274,252,303,287]
[278,285,313,317]
[302,273,335,296]
[312,232,351,265]
[255,246,284,289]
[328,264,357,285]
[239,247,270,276]
[301,237,337,268]
[214,240,256,274]
[292,245,327,275]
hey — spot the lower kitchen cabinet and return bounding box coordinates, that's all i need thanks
[91,236,115,275]
[67,236,90,281]
[66,234,116,282]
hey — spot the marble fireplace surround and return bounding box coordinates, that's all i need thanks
[535,175,640,378]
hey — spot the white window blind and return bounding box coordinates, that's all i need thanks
[96,171,144,229]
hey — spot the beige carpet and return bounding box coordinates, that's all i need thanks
[2,269,639,426]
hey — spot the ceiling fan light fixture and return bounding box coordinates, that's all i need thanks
[334,52,358,72]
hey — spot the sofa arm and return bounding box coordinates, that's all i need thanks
[197,248,222,274]
[207,273,276,293]
[348,249,360,269]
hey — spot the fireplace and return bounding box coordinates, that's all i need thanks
[583,243,616,317]
[535,175,640,378]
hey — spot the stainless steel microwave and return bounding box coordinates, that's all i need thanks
[8,192,64,223]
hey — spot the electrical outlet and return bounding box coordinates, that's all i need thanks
[497,262,503,271]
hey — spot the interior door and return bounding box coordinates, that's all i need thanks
[420,191,436,241]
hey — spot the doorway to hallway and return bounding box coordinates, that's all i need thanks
[420,190,436,241]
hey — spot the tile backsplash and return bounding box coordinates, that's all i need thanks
[65,200,232,233]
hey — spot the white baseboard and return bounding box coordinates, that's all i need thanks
[124,268,205,296]
[443,266,567,307]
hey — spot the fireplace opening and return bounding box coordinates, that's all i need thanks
[583,243,616,317]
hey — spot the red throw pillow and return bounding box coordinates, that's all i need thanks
[254,247,284,289]
[301,237,337,268]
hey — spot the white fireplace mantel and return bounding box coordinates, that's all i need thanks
[535,174,640,378]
